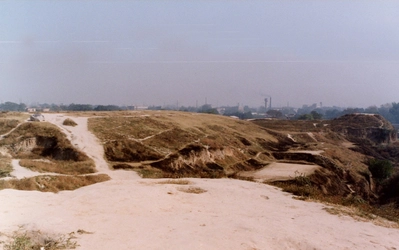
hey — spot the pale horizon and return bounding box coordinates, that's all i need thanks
[2,1,399,108]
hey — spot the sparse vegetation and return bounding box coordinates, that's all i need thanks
[380,173,399,207]
[0,153,12,178]
[0,121,96,177]
[85,111,399,224]
[368,158,393,180]
[323,205,399,228]
[177,186,207,194]
[88,111,275,178]
[0,119,20,135]
[0,174,110,193]
[272,174,399,225]
[62,118,77,127]
[156,179,191,185]
[0,122,84,159]
[1,227,78,250]
[19,159,96,175]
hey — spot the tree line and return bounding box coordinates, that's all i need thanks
[3,101,399,124]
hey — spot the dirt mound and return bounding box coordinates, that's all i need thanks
[89,112,275,178]
[89,111,398,207]
[330,114,396,144]
[1,122,88,161]
[150,143,260,178]
[104,140,163,162]
[0,122,95,174]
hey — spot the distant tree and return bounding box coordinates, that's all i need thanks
[94,105,121,111]
[310,111,323,120]
[341,108,364,115]
[365,105,379,114]
[148,106,163,110]
[67,103,93,111]
[297,114,313,120]
[257,106,267,114]
[223,111,253,119]
[324,109,341,119]
[0,102,26,111]
[388,102,399,123]
[50,104,62,112]
[378,103,392,122]
[266,109,283,118]
[198,104,219,114]
[280,107,296,117]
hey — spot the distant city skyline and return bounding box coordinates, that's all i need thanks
[2,1,399,108]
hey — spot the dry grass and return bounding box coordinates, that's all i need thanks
[62,118,77,127]
[19,159,96,175]
[156,179,191,185]
[0,122,70,151]
[88,111,279,179]
[0,112,30,124]
[177,186,207,194]
[0,121,93,177]
[0,226,78,250]
[0,153,12,178]
[136,166,165,178]
[323,205,399,229]
[272,178,399,227]
[0,119,20,135]
[0,174,110,193]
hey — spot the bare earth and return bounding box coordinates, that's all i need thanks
[239,162,321,182]
[1,113,399,250]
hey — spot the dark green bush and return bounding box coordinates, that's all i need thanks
[380,173,399,207]
[368,158,393,180]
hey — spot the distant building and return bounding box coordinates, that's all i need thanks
[26,108,36,112]
[134,106,149,110]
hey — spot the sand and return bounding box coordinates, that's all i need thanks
[1,113,399,250]
[239,162,321,182]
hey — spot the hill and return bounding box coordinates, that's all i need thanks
[88,112,399,216]
[1,111,399,249]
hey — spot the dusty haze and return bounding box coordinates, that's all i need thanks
[1,1,399,108]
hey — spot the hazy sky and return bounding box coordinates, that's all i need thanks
[1,1,399,108]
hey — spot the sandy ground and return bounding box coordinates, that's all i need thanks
[1,113,399,249]
[5,159,63,179]
[239,162,320,182]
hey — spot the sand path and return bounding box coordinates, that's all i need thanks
[43,114,138,180]
[1,113,399,249]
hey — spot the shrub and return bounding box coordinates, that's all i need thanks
[380,173,399,207]
[368,158,393,180]
[1,227,78,250]
[62,118,77,127]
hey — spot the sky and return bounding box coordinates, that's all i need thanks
[1,0,399,108]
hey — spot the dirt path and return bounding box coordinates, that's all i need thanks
[43,114,139,180]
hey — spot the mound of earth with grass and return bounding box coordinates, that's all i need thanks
[0,117,109,192]
[1,122,90,162]
[89,111,399,212]
[330,113,396,144]
[62,118,78,127]
[88,112,279,178]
